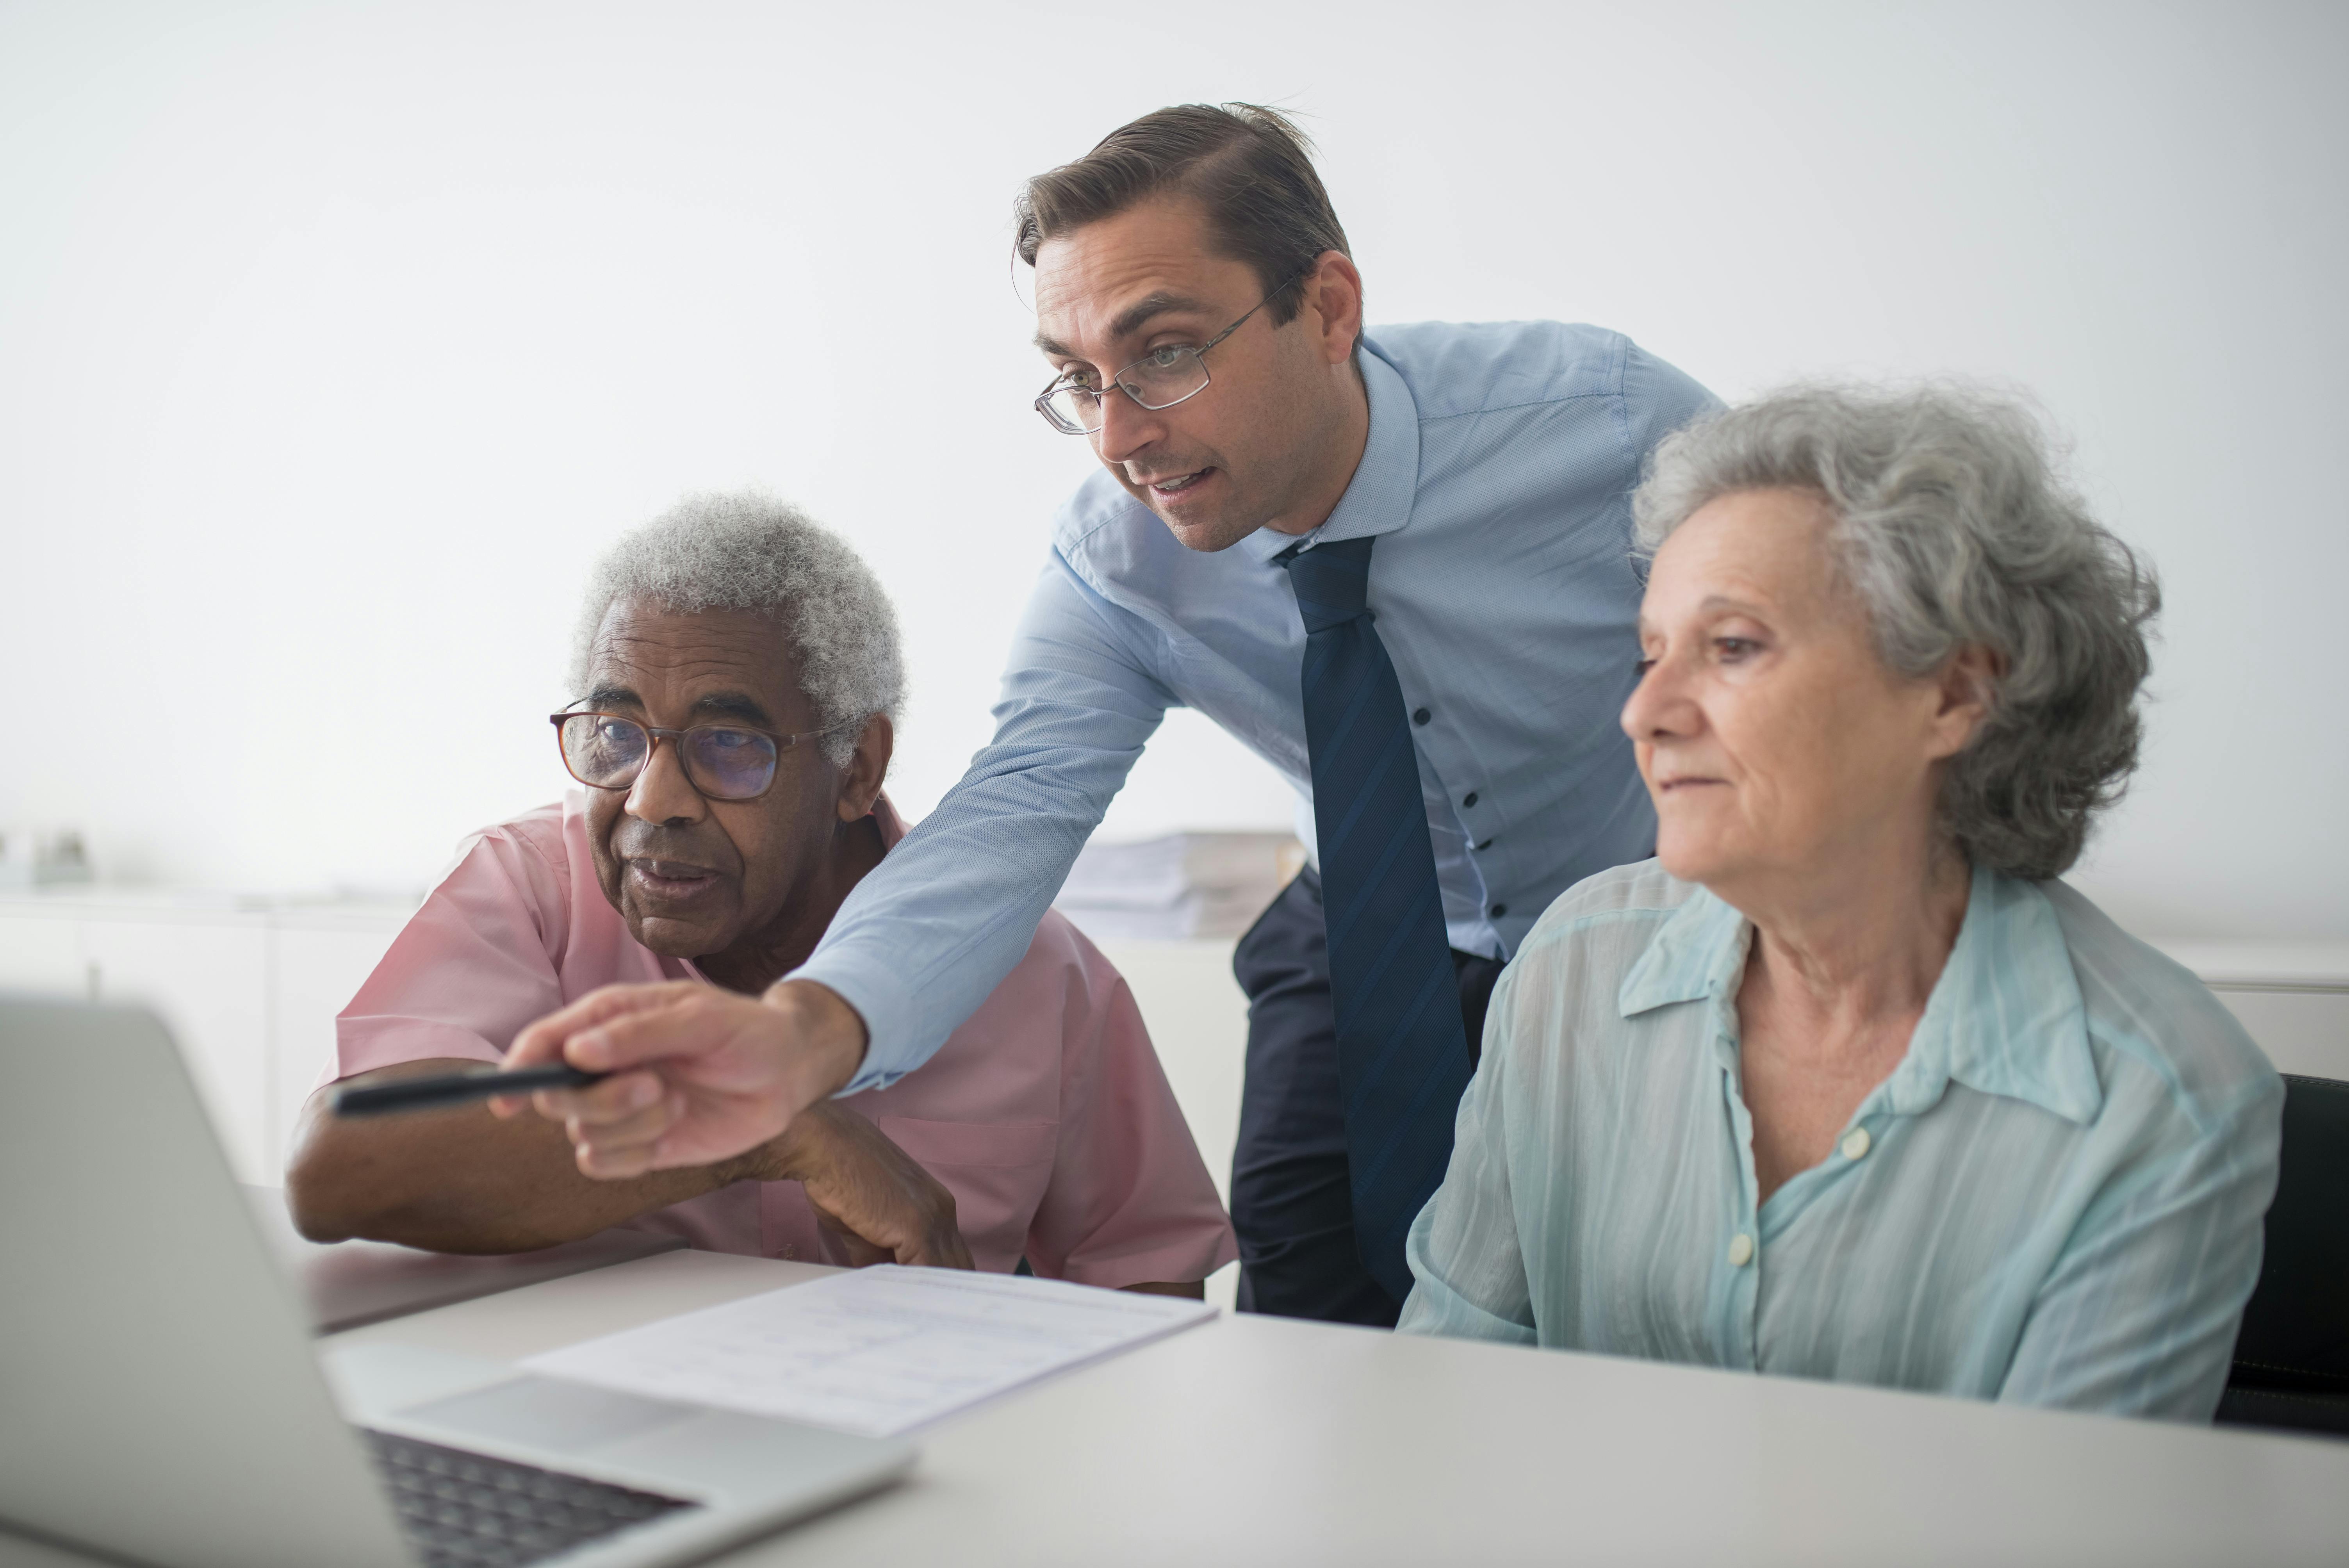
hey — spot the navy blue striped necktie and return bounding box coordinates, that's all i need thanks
[1278,534,1473,1303]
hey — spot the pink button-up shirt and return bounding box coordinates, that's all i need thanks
[333,795,1237,1288]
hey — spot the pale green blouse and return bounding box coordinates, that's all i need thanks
[1398,860,2282,1419]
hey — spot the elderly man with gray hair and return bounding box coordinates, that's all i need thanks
[288,492,1235,1296]
[1397,385,2283,1418]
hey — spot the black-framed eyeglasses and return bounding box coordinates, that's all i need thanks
[549,711,852,802]
[1032,271,1307,435]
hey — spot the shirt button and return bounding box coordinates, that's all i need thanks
[1728,1233,1755,1268]
[1462,792,1479,808]
[1490,902,1508,918]
[1412,707,1431,725]
[1841,1127,1872,1160]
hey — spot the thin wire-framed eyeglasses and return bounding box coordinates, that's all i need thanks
[1032,271,1307,435]
[549,711,852,802]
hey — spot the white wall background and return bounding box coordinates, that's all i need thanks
[2,0,2343,939]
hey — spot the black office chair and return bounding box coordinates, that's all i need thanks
[2214,1074,2349,1438]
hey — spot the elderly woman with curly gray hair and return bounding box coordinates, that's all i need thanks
[1397,385,2282,1420]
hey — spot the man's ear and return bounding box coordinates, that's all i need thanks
[835,714,893,822]
[1926,643,2002,761]
[1304,249,1364,365]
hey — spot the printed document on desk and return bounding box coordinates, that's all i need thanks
[520,1265,1217,1438]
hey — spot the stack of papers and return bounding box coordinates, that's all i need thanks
[1053,830,1301,940]
[521,1266,1216,1438]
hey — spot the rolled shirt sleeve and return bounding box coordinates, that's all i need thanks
[333,813,588,1080]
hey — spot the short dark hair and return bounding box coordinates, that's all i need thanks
[1014,103,1351,328]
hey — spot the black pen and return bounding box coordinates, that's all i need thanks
[332,1063,611,1118]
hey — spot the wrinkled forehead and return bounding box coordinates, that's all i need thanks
[1642,489,1843,622]
[1032,199,1258,359]
[585,598,806,718]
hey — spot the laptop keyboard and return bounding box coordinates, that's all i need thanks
[362,1427,697,1566]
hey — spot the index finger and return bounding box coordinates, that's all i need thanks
[493,982,702,1118]
[506,981,702,1069]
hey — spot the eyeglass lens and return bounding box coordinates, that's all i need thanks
[558,715,778,800]
[1044,347,1210,433]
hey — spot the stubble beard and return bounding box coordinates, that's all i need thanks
[1139,465,1273,554]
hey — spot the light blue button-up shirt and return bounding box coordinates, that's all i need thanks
[799,322,1720,1089]
[1398,859,2285,1420]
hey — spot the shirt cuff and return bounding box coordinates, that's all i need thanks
[788,950,936,1095]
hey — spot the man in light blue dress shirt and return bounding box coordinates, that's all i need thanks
[503,104,1716,1324]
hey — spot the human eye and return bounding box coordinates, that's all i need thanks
[1633,657,1657,679]
[595,718,639,745]
[1713,636,1763,663]
[1140,343,1194,371]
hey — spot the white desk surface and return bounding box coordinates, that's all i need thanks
[6,1247,2345,1568]
[336,1252,2349,1563]
[241,1186,685,1333]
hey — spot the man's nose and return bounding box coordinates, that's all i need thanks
[1093,387,1164,465]
[624,736,707,825]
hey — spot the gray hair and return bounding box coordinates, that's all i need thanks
[1631,384,2160,880]
[570,490,905,767]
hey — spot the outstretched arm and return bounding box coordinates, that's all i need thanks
[290,1054,969,1267]
[289,1056,771,1251]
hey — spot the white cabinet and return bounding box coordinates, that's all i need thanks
[0,910,85,993]
[0,895,408,1185]
[268,919,403,1165]
[79,914,272,1184]
[1091,938,1248,1210]
[2208,990,2349,1079]
[1089,937,1249,1311]
[2147,940,2349,1080]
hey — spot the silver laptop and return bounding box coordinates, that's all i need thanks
[0,996,913,1568]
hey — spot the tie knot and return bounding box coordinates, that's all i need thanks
[1278,535,1376,634]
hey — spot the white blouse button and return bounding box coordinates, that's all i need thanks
[1841,1127,1873,1161]
[1728,1233,1755,1268]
